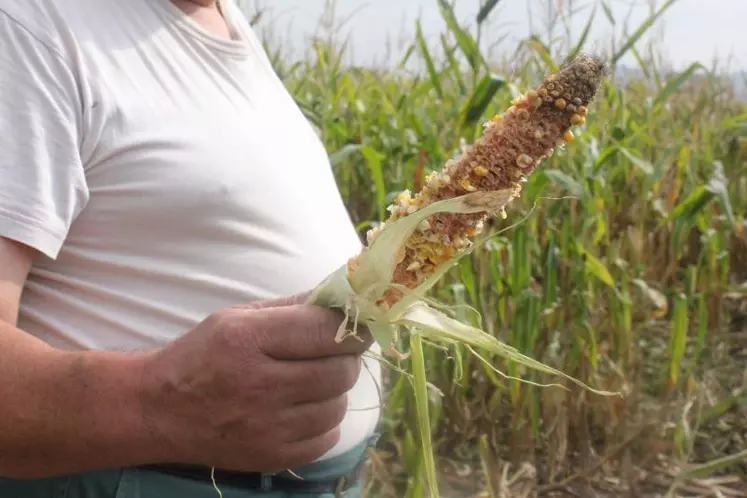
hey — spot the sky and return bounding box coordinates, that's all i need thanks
[237,0,747,73]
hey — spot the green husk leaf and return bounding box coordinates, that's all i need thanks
[399,302,621,397]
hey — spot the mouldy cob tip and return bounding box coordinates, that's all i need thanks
[347,54,607,309]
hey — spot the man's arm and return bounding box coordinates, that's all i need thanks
[0,237,164,478]
[0,236,372,478]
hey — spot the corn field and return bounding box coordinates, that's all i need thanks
[251,0,746,495]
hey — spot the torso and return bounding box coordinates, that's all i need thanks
[1,0,380,461]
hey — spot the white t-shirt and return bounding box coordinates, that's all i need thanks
[0,0,380,461]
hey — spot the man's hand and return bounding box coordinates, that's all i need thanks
[139,294,373,472]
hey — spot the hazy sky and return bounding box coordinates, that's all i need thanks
[240,0,747,72]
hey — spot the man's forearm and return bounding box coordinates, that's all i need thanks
[0,320,169,478]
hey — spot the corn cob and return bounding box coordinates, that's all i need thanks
[347,55,606,308]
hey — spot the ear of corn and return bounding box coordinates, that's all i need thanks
[306,56,614,496]
[309,54,608,357]
[346,54,607,309]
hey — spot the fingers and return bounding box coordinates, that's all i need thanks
[279,394,348,443]
[270,355,362,405]
[251,305,374,360]
[276,428,341,472]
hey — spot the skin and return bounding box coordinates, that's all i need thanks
[0,0,374,479]
[171,0,232,39]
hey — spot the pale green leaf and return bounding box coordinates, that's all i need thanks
[400,302,620,397]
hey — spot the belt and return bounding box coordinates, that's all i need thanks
[140,461,364,495]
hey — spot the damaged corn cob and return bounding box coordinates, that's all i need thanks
[347,54,606,308]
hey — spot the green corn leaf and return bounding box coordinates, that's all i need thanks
[565,3,597,63]
[577,243,616,289]
[476,0,502,24]
[461,73,506,127]
[668,293,688,387]
[360,145,388,221]
[651,62,705,109]
[544,169,585,197]
[611,0,679,65]
[410,333,440,497]
[415,20,444,99]
[437,0,485,71]
[328,143,361,166]
[664,185,714,225]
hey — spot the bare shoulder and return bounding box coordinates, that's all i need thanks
[0,237,35,325]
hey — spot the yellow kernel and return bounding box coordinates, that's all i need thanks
[555,98,567,110]
[538,88,548,98]
[492,114,504,123]
[578,106,588,115]
[460,178,476,192]
[571,114,585,126]
[474,165,489,176]
[563,130,574,142]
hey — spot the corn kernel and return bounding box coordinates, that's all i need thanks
[563,130,574,142]
[555,98,567,110]
[516,153,533,168]
[460,178,477,192]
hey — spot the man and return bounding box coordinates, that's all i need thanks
[0,0,382,496]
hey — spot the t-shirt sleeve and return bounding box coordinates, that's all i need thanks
[0,10,89,260]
